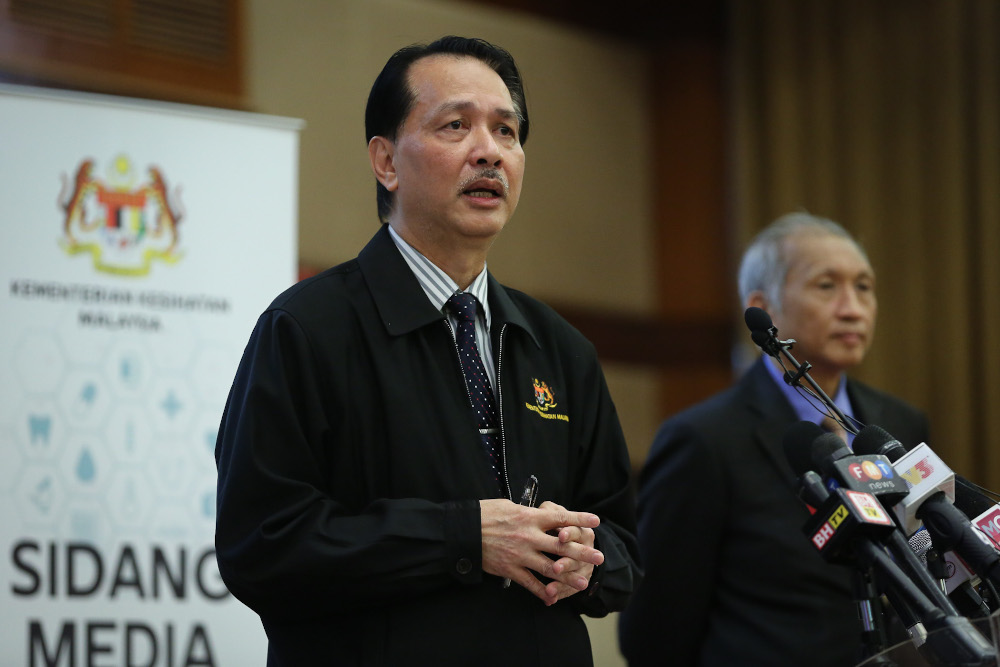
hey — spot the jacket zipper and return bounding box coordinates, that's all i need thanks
[445,319,511,500]
[496,323,511,500]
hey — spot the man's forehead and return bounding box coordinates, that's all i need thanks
[408,54,513,105]
[785,233,873,274]
[430,99,518,123]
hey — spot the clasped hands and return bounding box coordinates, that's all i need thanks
[480,498,603,606]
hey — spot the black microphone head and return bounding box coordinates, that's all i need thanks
[798,470,831,507]
[852,424,908,462]
[783,420,827,477]
[809,431,852,474]
[744,306,773,333]
[750,329,774,352]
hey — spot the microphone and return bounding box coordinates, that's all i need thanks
[786,422,962,618]
[908,528,975,593]
[859,426,995,617]
[853,424,907,460]
[893,441,957,533]
[785,421,831,487]
[954,479,1000,611]
[852,426,957,536]
[744,305,775,335]
[743,307,856,435]
[909,527,991,618]
[744,306,782,358]
[783,423,996,664]
[853,425,1000,591]
[784,422,896,561]
[807,432,909,506]
[785,425,902,656]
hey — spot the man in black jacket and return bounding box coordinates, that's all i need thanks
[619,212,929,666]
[215,36,640,666]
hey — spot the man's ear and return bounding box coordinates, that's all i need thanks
[368,136,398,192]
[745,291,771,314]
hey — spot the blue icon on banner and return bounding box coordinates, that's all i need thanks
[73,381,99,418]
[161,390,182,419]
[121,357,134,382]
[75,448,96,483]
[30,475,53,512]
[29,414,51,446]
[119,353,144,390]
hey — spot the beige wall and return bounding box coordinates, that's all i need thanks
[245,0,663,663]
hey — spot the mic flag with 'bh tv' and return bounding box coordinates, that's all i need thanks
[0,83,302,666]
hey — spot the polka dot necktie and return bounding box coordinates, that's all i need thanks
[447,292,503,490]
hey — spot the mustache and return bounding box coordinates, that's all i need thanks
[457,168,508,197]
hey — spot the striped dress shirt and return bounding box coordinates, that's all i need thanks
[387,224,496,391]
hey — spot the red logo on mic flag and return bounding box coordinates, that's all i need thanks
[973,507,1000,549]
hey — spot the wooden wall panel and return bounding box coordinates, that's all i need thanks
[0,0,243,107]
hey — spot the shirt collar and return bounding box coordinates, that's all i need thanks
[387,224,491,328]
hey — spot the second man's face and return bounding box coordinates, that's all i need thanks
[386,54,525,247]
[770,232,878,378]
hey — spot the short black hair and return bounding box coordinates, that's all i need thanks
[364,36,529,224]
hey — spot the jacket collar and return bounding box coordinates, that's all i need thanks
[358,225,540,347]
[358,225,443,336]
[745,356,874,488]
[743,357,803,487]
[485,272,541,350]
[845,381,881,427]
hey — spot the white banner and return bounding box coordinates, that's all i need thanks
[0,84,301,666]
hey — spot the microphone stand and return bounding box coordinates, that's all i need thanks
[748,311,856,434]
[749,310,888,655]
[749,308,999,665]
[855,565,896,665]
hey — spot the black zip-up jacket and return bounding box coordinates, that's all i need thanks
[215,226,641,666]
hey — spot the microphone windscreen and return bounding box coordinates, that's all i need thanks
[809,432,851,472]
[744,306,773,333]
[909,528,933,567]
[783,420,826,476]
[853,424,907,462]
[750,329,772,350]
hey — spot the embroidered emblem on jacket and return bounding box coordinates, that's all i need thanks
[526,378,569,422]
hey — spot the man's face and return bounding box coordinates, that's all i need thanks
[769,232,877,378]
[383,54,525,247]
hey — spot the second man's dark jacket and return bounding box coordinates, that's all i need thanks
[619,357,929,667]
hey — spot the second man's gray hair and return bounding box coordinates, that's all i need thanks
[737,211,869,312]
